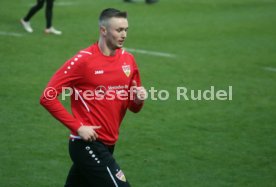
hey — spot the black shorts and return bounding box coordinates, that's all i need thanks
[64,139,131,187]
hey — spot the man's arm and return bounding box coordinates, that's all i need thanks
[39,53,100,141]
[40,53,85,132]
[128,65,146,113]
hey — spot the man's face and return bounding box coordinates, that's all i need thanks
[105,17,128,50]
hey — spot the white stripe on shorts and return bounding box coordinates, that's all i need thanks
[107,166,119,187]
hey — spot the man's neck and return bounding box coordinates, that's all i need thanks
[98,39,116,56]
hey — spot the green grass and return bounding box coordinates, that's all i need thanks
[1,0,276,186]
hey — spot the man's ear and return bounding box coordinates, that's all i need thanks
[100,26,107,36]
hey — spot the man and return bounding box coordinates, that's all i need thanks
[40,8,146,187]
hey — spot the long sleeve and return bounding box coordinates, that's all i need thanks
[40,53,86,132]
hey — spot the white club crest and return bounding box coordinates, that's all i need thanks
[122,65,131,77]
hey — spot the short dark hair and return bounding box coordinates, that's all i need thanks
[99,8,127,26]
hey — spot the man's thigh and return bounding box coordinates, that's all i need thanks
[64,164,88,187]
[68,140,131,187]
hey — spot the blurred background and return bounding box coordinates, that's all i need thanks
[0,0,275,186]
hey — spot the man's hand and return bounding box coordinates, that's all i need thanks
[131,80,147,105]
[77,125,101,142]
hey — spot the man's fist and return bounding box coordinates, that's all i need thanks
[131,80,147,105]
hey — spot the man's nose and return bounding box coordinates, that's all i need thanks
[122,30,127,38]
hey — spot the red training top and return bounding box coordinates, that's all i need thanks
[40,43,143,145]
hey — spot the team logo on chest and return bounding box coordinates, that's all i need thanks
[122,64,131,77]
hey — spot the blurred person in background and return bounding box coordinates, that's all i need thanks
[124,0,158,4]
[20,0,62,35]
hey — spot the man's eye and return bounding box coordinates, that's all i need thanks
[117,29,128,32]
